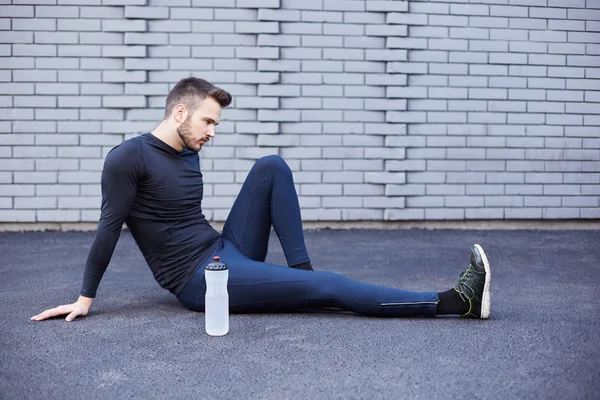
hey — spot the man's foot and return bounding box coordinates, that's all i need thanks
[453,244,491,319]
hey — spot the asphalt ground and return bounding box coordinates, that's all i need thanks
[1,228,599,400]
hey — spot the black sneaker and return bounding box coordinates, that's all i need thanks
[453,244,491,319]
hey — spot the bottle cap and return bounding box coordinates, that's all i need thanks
[205,255,228,271]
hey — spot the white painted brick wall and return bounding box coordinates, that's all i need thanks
[0,0,598,224]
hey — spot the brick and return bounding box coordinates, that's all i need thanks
[343,209,383,220]
[410,2,450,15]
[280,147,322,159]
[82,59,126,73]
[237,96,279,109]
[125,58,168,70]
[12,121,56,133]
[529,101,564,113]
[410,52,452,63]
[567,8,600,20]
[0,158,34,171]
[302,160,342,171]
[13,171,57,184]
[301,11,342,23]
[323,23,363,36]
[547,138,583,149]
[324,0,365,11]
[487,196,523,207]
[489,52,527,64]
[301,184,342,196]
[469,40,507,52]
[428,38,468,51]
[237,47,279,60]
[190,21,234,34]
[383,208,424,220]
[322,172,363,184]
[124,32,168,45]
[388,37,428,50]
[363,196,406,209]
[344,184,383,196]
[0,210,35,222]
[148,46,190,58]
[365,49,408,61]
[366,24,407,37]
[345,11,385,24]
[104,0,146,4]
[258,34,300,47]
[12,19,56,31]
[471,16,508,29]
[79,32,123,45]
[406,196,445,207]
[258,8,300,21]
[124,6,168,19]
[165,8,211,20]
[549,20,585,31]
[450,4,489,16]
[387,12,427,25]
[235,21,279,35]
[507,89,545,101]
[280,47,321,60]
[57,18,101,31]
[448,27,489,40]
[35,109,75,120]
[14,96,55,109]
[13,70,57,83]
[0,183,35,196]
[568,55,600,67]
[191,0,234,6]
[364,99,406,111]
[13,44,57,57]
[1,5,34,17]
[343,36,384,49]
[366,0,408,12]
[548,67,585,78]
[102,95,146,108]
[57,45,101,57]
[323,48,364,60]
[57,96,101,108]
[569,32,600,43]
[103,70,146,83]
[303,35,344,48]
[102,19,147,33]
[490,5,528,17]
[543,184,581,196]
[80,84,123,97]
[300,209,341,221]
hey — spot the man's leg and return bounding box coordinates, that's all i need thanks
[178,239,439,317]
[177,240,491,319]
[221,154,312,270]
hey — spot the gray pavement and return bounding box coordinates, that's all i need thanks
[1,228,599,400]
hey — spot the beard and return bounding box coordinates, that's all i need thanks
[177,117,202,153]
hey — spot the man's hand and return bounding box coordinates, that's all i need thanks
[31,296,93,322]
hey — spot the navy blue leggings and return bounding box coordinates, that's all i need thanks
[177,155,439,317]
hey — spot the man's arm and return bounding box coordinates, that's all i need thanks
[31,139,143,322]
[80,140,143,298]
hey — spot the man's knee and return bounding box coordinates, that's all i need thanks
[254,154,292,177]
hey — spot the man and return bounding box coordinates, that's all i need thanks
[31,77,491,323]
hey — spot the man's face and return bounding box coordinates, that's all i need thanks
[176,97,221,153]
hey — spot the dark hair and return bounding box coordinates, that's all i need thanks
[164,77,232,119]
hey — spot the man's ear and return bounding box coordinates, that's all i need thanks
[173,104,188,124]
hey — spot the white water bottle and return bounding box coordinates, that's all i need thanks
[204,255,229,336]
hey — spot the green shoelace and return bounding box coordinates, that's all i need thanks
[454,265,481,302]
